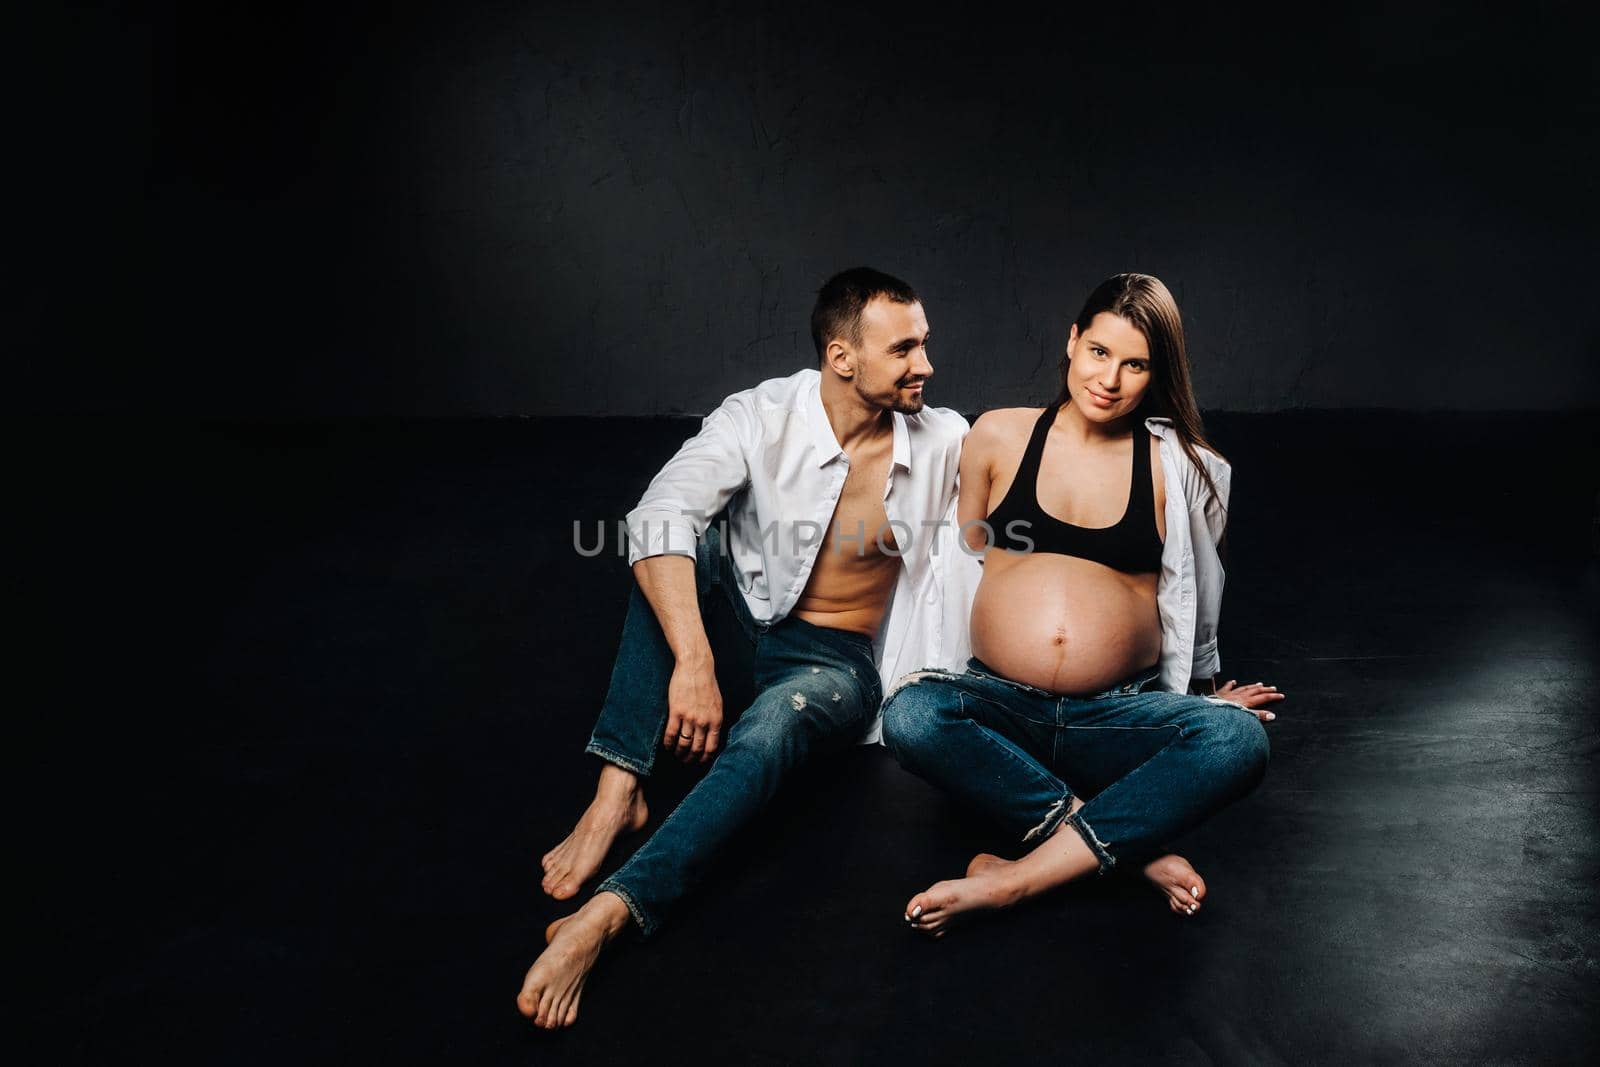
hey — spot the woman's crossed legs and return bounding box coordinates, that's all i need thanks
[881,665,1270,935]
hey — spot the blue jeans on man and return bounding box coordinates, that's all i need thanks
[587,526,882,936]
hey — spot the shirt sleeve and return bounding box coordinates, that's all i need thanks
[1201,456,1231,547]
[623,396,753,566]
[1189,451,1231,680]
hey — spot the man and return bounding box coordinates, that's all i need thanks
[517,268,972,1029]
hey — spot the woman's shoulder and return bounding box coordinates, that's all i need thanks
[1146,419,1231,504]
[1146,419,1230,469]
[972,406,1045,434]
[968,407,1043,453]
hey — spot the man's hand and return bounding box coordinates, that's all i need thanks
[631,554,722,764]
[1214,679,1285,722]
[664,657,723,763]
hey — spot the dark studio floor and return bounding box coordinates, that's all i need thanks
[20,411,1600,1064]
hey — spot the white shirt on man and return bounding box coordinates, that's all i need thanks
[623,367,973,742]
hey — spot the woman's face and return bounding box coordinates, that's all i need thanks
[1063,311,1154,424]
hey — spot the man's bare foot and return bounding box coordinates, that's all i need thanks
[901,853,1025,938]
[541,765,648,900]
[516,892,631,1030]
[1144,853,1206,916]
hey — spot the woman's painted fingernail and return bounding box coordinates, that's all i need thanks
[1266,712,1276,720]
[1190,886,1200,897]
[911,905,923,918]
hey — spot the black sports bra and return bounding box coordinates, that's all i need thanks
[983,405,1164,574]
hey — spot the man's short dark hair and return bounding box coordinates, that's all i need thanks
[810,267,919,359]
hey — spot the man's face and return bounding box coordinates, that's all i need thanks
[844,298,933,414]
[1063,311,1153,424]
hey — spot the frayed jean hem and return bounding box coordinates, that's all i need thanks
[1021,792,1077,845]
[594,878,656,938]
[585,742,653,777]
[1063,810,1117,874]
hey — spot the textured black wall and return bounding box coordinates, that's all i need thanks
[32,1,1599,414]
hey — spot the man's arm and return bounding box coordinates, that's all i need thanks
[632,554,723,763]
[625,404,752,566]
[624,398,753,763]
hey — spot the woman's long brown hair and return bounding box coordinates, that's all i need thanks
[1050,273,1227,514]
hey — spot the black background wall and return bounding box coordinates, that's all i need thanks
[16,5,1600,1062]
[23,0,1599,417]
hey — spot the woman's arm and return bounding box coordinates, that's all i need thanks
[956,411,1001,556]
[1187,448,1230,686]
[1185,452,1284,719]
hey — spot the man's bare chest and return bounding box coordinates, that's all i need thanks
[827,452,896,552]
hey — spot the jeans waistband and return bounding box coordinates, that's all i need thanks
[778,613,875,651]
[967,658,1160,700]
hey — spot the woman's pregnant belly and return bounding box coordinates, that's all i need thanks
[970,553,1163,696]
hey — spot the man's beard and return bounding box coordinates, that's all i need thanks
[854,376,926,414]
[890,392,926,414]
[885,378,927,414]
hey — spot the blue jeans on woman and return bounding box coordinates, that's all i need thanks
[880,659,1268,871]
[586,526,882,937]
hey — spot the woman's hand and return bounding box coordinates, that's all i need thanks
[1214,679,1284,722]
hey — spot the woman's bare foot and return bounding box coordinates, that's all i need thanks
[965,853,1011,878]
[901,853,1025,938]
[903,805,1104,938]
[516,892,631,1029]
[541,765,648,900]
[1143,853,1206,916]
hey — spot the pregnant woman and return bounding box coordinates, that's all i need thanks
[881,272,1283,935]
